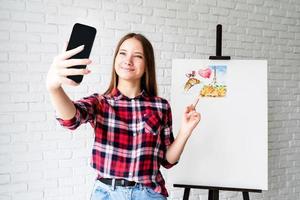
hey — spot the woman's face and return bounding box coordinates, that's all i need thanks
[114,38,145,83]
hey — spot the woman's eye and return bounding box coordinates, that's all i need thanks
[135,55,143,59]
[119,52,126,55]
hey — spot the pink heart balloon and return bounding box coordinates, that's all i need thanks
[198,68,212,79]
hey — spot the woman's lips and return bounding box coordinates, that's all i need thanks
[121,66,135,71]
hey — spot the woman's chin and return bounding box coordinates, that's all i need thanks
[118,75,136,81]
[118,75,142,83]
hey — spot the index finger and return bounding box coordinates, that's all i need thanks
[61,41,68,53]
[184,104,195,114]
[189,104,196,111]
[59,45,84,60]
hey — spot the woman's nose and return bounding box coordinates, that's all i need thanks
[124,55,133,65]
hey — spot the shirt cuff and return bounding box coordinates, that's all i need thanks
[56,106,81,130]
[161,158,178,169]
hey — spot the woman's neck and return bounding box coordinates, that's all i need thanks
[117,80,141,98]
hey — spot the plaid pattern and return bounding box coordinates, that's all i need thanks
[57,88,177,197]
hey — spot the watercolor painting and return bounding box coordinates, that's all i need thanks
[184,65,227,98]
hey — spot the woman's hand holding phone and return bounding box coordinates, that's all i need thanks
[46,42,92,91]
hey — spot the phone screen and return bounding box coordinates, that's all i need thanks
[67,23,96,83]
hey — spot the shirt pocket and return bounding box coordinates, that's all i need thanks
[142,110,162,136]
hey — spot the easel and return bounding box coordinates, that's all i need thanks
[208,24,230,60]
[173,24,262,200]
[174,184,262,200]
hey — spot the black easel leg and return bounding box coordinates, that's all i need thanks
[183,188,190,200]
[242,192,250,200]
[208,190,219,200]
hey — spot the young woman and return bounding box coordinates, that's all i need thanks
[46,33,201,200]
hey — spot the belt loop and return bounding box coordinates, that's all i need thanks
[112,179,116,190]
[138,183,143,190]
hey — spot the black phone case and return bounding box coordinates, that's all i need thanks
[66,23,96,84]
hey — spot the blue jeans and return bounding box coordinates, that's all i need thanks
[90,180,167,200]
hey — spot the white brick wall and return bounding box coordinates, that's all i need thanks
[0,0,299,199]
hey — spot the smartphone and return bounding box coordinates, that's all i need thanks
[66,23,97,84]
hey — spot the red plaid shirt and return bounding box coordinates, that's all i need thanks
[57,88,177,196]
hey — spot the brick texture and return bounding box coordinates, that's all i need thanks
[0,0,299,199]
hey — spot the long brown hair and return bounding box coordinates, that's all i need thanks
[104,33,157,96]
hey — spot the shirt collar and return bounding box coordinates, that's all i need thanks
[108,88,147,101]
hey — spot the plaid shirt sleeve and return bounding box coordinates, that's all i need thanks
[160,100,178,169]
[56,93,99,130]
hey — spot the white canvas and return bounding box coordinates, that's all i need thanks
[168,60,268,190]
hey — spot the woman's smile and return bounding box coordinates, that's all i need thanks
[120,66,135,72]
